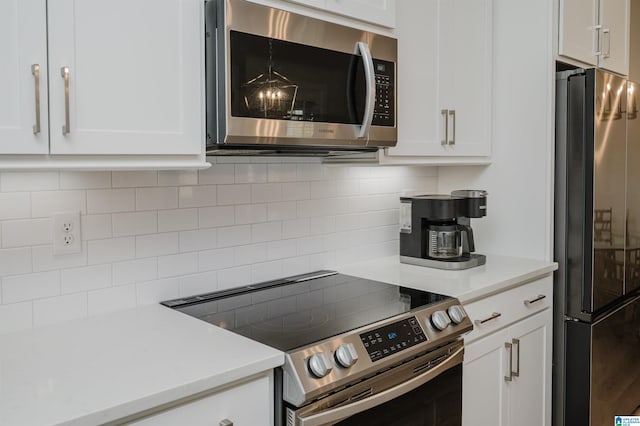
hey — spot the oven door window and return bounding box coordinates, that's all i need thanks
[229,31,366,124]
[336,364,462,426]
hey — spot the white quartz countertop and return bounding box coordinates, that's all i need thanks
[0,304,284,426]
[338,254,558,303]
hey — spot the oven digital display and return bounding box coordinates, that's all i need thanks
[360,316,427,362]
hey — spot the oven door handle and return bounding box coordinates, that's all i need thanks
[296,345,464,426]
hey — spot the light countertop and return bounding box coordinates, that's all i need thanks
[0,304,283,426]
[338,254,558,303]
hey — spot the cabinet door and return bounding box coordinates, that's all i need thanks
[0,0,49,154]
[507,309,552,426]
[438,0,492,156]
[130,374,272,426]
[598,0,630,75]
[385,0,439,157]
[558,0,599,66]
[47,0,203,155]
[462,328,509,426]
[326,0,396,28]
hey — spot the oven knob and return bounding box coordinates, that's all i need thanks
[335,343,359,368]
[431,310,452,331]
[447,305,467,325]
[308,352,333,378]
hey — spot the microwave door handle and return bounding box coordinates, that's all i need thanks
[356,41,376,139]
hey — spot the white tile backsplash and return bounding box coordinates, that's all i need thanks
[0,163,437,333]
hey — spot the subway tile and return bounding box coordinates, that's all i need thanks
[179,185,217,208]
[217,225,251,248]
[308,252,334,271]
[179,228,217,252]
[59,172,111,189]
[87,189,135,214]
[214,156,251,164]
[112,211,158,237]
[359,178,397,195]
[1,172,58,192]
[309,216,336,235]
[158,209,198,232]
[87,284,136,316]
[235,164,267,183]
[335,180,360,197]
[112,257,158,286]
[135,278,180,305]
[251,183,282,203]
[296,236,325,255]
[135,187,178,211]
[33,293,87,326]
[267,202,297,221]
[251,260,283,284]
[157,253,199,278]
[32,190,86,217]
[235,204,267,225]
[267,164,298,182]
[0,247,32,276]
[158,170,198,186]
[282,182,310,201]
[198,247,235,272]
[0,302,33,334]
[198,206,235,228]
[179,271,217,296]
[282,218,310,239]
[2,271,60,303]
[267,240,297,260]
[216,266,251,290]
[0,193,30,220]
[217,184,251,205]
[297,199,330,218]
[234,243,267,266]
[297,164,325,181]
[61,264,111,294]
[309,181,337,199]
[136,233,179,258]
[281,256,312,276]
[2,219,51,248]
[199,163,235,184]
[81,214,113,240]
[87,237,134,265]
[251,222,282,243]
[32,243,87,272]
[335,213,363,231]
[112,171,158,188]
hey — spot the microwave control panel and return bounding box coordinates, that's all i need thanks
[372,59,395,127]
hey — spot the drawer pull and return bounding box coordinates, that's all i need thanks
[511,338,520,377]
[219,420,233,426]
[504,341,513,382]
[524,294,546,306]
[475,312,501,325]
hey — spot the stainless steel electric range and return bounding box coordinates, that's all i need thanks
[162,271,472,425]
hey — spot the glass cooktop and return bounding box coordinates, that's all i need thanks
[162,271,449,352]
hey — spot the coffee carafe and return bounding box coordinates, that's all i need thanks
[399,190,487,270]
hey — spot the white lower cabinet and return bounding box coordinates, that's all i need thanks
[462,277,553,426]
[129,373,272,426]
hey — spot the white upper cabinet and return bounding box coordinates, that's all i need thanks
[0,0,49,154]
[385,0,492,159]
[558,0,630,75]
[285,0,396,28]
[47,0,203,155]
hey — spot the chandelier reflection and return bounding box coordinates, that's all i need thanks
[243,39,299,119]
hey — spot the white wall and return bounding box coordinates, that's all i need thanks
[0,159,437,334]
[438,0,555,262]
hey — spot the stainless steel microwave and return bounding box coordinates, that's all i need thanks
[205,0,397,156]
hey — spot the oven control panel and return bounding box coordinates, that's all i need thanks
[360,316,426,362]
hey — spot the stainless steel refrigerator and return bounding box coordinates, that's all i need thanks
[555,68,640,426]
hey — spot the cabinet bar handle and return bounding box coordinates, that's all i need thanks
[524,294,546,306]
[475,312,501,325]
[448,109,456,145]
[594,24,602,56]
[61,66,70,135]
[31,64,41,135]
[219,420,233,426]
[603,28,611,58]
[441,109,448,145]
[504,342,513,382]
[511,338,520,377]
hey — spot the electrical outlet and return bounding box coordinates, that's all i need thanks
[52,211,81,255]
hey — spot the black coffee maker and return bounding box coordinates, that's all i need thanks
[399,190,487,270]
